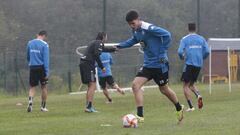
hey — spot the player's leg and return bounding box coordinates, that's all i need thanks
[189,84,203,109]
[153,67,184,122]
[40,84,48,112]
[86,82,96,108]
[40,67,49,112]
[132,77,148,121]
[107,76,124,95]
[27,68,38,112]
[79,63,97,112]
[181,65,195,111]
[183,82,195,111]
[189,84,200,98]
[99,77,112,103]
[189,66,203,109]
[27,86,36,112]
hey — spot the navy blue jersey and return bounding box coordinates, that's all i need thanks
[117,21,171,73]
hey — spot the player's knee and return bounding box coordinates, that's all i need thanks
[132,82,140,92]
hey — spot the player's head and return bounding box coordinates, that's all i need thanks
[37,30,47,40]
[188,23,196,33]
[96,32,108,42]
[126,10,141,30]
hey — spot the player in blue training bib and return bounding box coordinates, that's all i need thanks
[178,23,209,111]
[97,52,124,103]
[26,30,49,112]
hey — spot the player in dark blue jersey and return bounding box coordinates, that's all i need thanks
[116,10,184,123]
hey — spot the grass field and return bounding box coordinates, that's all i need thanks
[0,84,240,135]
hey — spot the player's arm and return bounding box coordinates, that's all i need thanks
[109,54,113,65]
[178,39,185,60]
[102,46,117,52]
[202,39,210,59]
[141,21,171,38]
[43,44,50,77]
[117,36,138,49]
[94,43,105,70]
[27,43,30,62]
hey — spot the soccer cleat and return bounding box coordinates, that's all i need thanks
[84,107,98,113]
[105,100,113,104]
[135,114,144,123]
[198,96,203,109]
[176,105,184,122]
[40,107,49,112]
[186,107,195,112]
[27,105,32,112]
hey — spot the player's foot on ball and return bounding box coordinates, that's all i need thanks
[27,105,32,112]
[135,114,144,123]
[186,107,195,112]
[85,107,98,113]
[40,107,49,112]
[176,105,184,123]
[198,96,203,109]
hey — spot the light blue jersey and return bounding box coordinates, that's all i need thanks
[117,21,171,73]
[27,39,49,76]
[97,52,113,77]
[178,33,210,67]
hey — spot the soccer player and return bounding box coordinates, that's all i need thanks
[116,10,184,123]
[178,23,210,112]
[27,30,49,112]
[79,32,116,113]
[97,52,124,103]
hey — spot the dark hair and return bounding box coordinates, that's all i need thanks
[38,30,47,36]
[188,23,196,32]
[126,10,139,22]
[96,32,107,40]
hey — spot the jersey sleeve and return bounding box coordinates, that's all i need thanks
[202,39,210,59]
[27,42,30,62]
[43,44,50,77]
[178,39,185,60]
[117,36,138,49]
[94,43,104,69]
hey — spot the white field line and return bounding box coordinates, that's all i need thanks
[69,85,158,95]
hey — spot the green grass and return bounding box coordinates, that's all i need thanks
[0,84,240,135]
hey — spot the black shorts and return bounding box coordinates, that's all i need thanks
[136,67,169,86]
[99,76,115,89]
[79,62,96,84]
[29,65,48,87]
[181,65,201,84]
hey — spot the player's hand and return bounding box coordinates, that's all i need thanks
[113,45,119,52]
[102,68,106,73]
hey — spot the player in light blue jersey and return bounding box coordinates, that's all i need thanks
[26,30,49,112]
[97,52,124,103]
[178,23,209,111]
[116,10,184,123]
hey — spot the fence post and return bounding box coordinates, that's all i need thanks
[15,50,18,96]
[68,71,72,93]
[3,50,7,90]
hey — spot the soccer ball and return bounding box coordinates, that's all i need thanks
[122,114,138,128]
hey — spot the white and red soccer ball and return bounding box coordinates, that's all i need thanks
[122,114,138,128]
